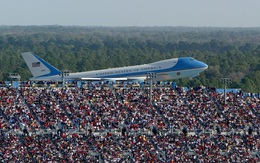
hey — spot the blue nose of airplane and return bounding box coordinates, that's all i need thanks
[201,61,208,69]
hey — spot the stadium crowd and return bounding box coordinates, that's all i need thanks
[0,82,259,162]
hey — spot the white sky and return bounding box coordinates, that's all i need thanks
[0,0,260,27]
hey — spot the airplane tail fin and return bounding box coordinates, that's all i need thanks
[21,52,61,78]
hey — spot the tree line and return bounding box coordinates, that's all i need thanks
[0,26,259,92]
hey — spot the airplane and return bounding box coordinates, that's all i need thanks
[21,52,208,82]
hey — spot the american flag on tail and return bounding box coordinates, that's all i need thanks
[32,62,40,67]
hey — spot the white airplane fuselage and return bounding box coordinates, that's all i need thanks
[21,52,208,82]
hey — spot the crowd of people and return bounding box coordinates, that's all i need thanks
[0,82,259,162]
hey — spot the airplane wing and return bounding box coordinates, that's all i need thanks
[80,77,127,81]
[80,78,102,81]
[80,77,145,82]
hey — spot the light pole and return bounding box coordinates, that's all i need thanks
[221,78,232,105]
[146,72,157,104]
[59,70,70,88]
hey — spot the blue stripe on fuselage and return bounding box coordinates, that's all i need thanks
[97,57,207,78]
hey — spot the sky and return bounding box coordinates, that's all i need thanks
[0,0,260,27]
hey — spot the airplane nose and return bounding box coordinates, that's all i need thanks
[203,62,208,69]
[197,61,208,70]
